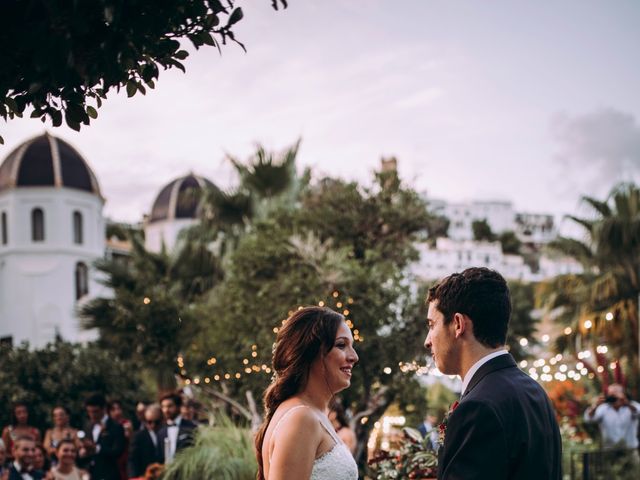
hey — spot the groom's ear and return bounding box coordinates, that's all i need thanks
[453,313,468,339]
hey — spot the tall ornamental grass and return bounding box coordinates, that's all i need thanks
[162,416,257,480]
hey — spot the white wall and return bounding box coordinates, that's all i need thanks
[0,188,104,347]
[144,218,198,253]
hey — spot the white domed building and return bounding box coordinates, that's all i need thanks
[0,133,104,347]
[145,173,214,253]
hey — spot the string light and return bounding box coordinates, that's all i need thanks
[605,312,614,321]
[143,297,151,305]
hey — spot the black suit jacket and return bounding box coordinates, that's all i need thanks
[7,465,44,480]
[157,418,197,463]
[83,418,126,480]
[128,428,162,478]
[438,354,562,480]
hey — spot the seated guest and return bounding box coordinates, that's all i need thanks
[157,392,196,463]
[133,402,148,432]
[7,435,43,480]
[128,405,162,478]
[107,400,131,480]
[51,439,90,480]
[0,439,8,476]
[79,393,125,480]
[2,403,41,459]
[32,444,50,476]
[44,406,79,460]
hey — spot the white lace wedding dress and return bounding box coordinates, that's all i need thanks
[270,405,358,480]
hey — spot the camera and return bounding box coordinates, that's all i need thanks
[604,395,618,404]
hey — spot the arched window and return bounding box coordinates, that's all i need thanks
[73,211,83,244]
[75,262,89,300]
[1,211,7,245]
[31,208,44,242]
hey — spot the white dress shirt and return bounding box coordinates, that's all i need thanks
[584,401,640,448]
[460,350,509,397]
[13,461,33,480]
[166,415,182,459]
[148,429,158,448]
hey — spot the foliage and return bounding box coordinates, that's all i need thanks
[186,139,308,259]
[0,341,146,433]
[498,230,522,254]
[189,166,432,473]
[537,183,640,393]
[369,427,438,480]
[471,219,495,242]
[162,416,257,480]
[0,0,288,144]
[506,281,538,361]
[425,382,458,421]
[80,233,222,390]
[424,214,449,246]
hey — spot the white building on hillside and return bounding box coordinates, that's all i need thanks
[428,198,557,245]
[413,237,582,282]
[0,134,105,347]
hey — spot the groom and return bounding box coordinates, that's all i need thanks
[424,267,561,479]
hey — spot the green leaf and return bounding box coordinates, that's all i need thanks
[4,97,18,113]
[51,109,63,127]
[201,31,216,46]
[174,50,189,60]
[86,106,98,119]
[209,0,226,14]
[227,7,244,26]
[126,81,137,98]
[66,103,86,123]
[65,111,81,131]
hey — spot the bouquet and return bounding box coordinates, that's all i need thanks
[369,427,438,479]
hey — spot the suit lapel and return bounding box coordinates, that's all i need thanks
[462,353,517,398]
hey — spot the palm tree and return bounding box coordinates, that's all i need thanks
[186,138,308,259]
[80,232,223,390]
[538,183,640,393]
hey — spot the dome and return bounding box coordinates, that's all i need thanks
[149,173,215,223]
[0,133,101,196]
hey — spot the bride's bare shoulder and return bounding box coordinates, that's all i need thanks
[270,400,320,433]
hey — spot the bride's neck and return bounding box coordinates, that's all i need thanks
[298,379,332,412]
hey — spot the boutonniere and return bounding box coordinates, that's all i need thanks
[438,400,459,447]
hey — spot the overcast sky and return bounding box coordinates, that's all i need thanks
[2,1,639,229]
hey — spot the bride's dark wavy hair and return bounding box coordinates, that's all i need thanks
[254,306,344,480]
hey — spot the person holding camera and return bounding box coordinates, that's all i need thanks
[584,383,640,450]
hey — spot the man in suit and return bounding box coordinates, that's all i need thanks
[417,413,438,450]
[80,393,126,480]
[157,392,197,463]
[424,267,561,480]
[7,436,43,480]
[128,404,163,477]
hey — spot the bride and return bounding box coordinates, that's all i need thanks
[254,306,359,480]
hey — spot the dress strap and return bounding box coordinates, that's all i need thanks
[269,405,310,460]
[318,419,341,445]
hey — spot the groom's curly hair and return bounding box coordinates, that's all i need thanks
[427,267,511,348]
[254,306,343,480]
